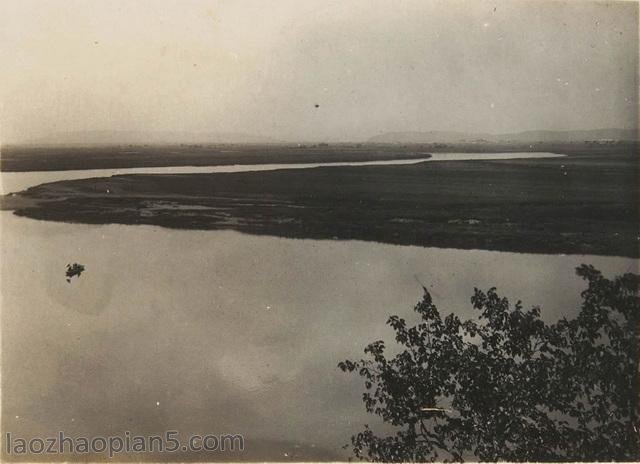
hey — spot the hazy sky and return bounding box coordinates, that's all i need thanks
[1,0,637,143]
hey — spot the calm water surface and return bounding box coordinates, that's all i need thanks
[2,212,636,460]
[4,151,634,460]
[0,152,562,194]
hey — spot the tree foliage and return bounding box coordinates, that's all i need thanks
[339,265,639,461]
[65,262,85,283]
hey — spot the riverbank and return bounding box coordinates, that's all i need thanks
[2,141,633,172]
[3,150,638,257]
[1,144,434,172]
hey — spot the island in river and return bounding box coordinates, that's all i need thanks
[2,144,638,258]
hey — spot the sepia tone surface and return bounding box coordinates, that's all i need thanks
[1,0,638,462]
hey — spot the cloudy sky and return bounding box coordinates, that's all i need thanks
[1,0,637,143]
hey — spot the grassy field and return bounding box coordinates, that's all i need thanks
[4,144,638,257]
[1,141,628,171]
[0,144,433,172]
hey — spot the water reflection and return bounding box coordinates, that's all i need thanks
[2,212,635,460]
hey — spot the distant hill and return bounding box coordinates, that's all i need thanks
[20,128,638,146]
[367,129,638,144]
[27,130,281,145]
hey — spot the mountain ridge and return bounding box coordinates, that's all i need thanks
[367,129,638,144]
[14,128,639,146]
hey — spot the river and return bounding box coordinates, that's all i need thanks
[0,152,562,194]
[1,151,635,460]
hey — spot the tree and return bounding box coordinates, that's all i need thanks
[338,265,639,461]
[65,262,85,282]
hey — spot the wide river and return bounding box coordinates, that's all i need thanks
[2,152,636,460]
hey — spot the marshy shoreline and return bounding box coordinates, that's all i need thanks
[3,148,638,258]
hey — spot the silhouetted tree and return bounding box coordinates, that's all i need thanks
[65,263,85,282]
[339,265,639,461]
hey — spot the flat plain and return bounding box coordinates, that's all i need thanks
[4,142,638,257]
